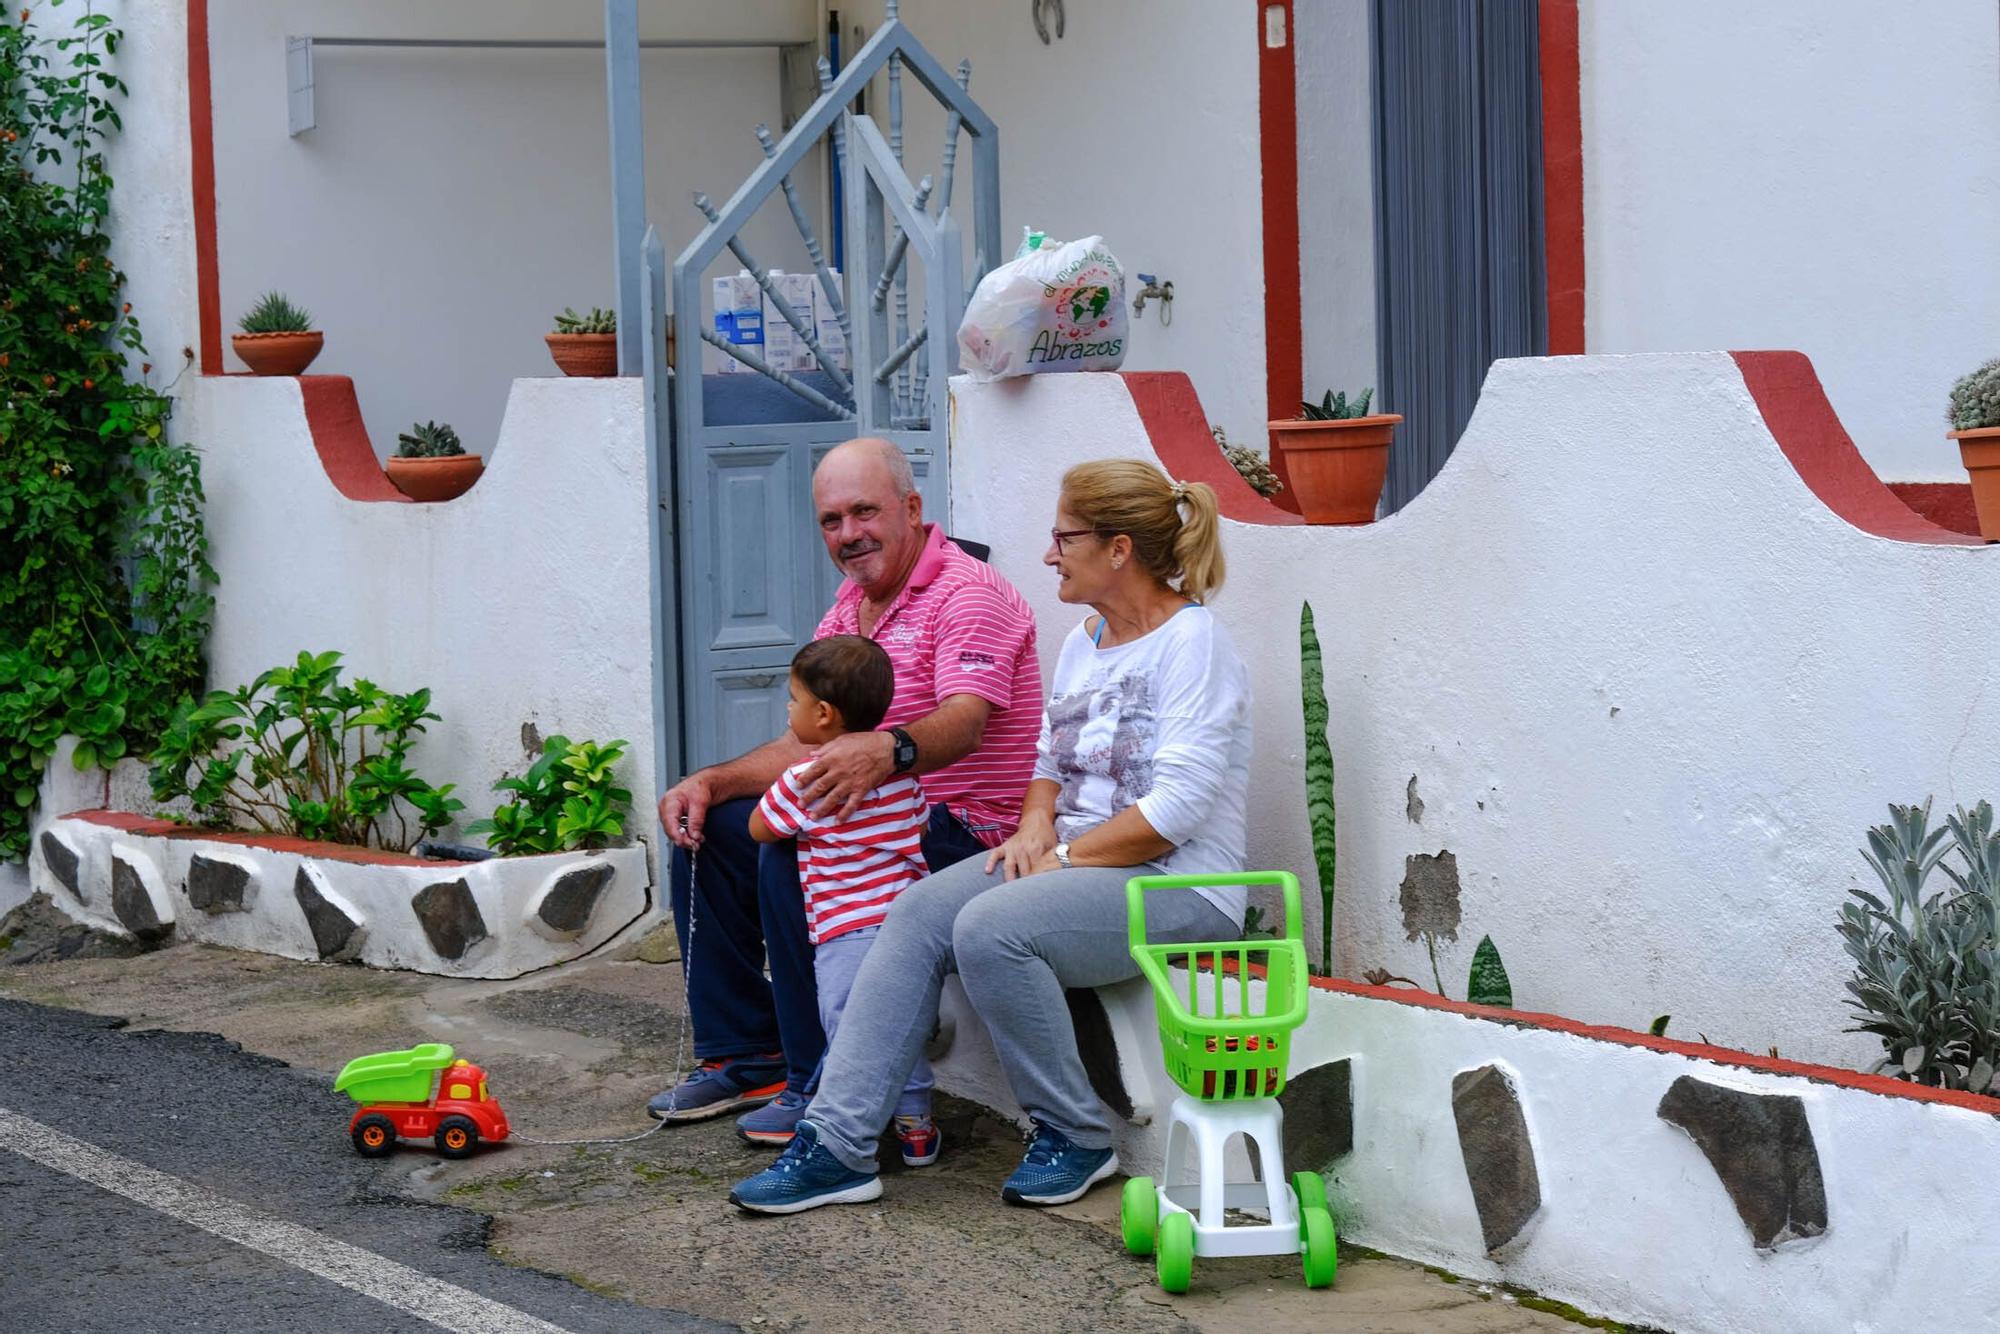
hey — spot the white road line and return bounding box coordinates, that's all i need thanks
[0,1107,576,1334]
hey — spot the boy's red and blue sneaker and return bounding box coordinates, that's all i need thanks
[729,1121,883,1215]
[894,1114,941,1167]
[646,1053,786,1122]
[736,1087,811,1145]
[1000,1121,1118,1206]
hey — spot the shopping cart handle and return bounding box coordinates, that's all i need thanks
[1126,871,1302,950]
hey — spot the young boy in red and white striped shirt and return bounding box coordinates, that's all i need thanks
[748,635,940,1165]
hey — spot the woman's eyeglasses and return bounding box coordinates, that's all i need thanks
[1049,528,1101,555]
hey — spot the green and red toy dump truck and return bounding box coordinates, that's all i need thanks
[334,1043,510,1159]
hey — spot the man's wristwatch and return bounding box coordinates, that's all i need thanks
[887,726,919,774]
[1053,842,1073,869]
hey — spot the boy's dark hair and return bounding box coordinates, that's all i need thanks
[792,635,896,733]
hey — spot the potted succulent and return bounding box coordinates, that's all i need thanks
[545,306,618,377]
[384,420,483,503]
[1949,359,2000,542]
[232,291,323,376]
[1269,389,1403,525]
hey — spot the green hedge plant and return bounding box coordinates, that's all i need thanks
[1837,798,2000,1093]
[149,651,461,852]
[467,735,632,856]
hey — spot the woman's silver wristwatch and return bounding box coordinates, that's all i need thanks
[1053,842,1073,869]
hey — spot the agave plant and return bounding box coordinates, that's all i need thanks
[1949,359,2000,432]
[552,306,617,335]
[395,421,464,459]
[1836,798,2000,1093]
[238,291,314,334]
[1299,388,1374,421]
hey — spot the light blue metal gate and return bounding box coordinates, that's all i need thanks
[644,10,1001,774]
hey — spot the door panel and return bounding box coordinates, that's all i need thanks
[705,445,799,651]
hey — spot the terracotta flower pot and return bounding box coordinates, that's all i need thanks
[232,331,323,376]
[384,454,484,503]
[545,332,619,377]
[1950,425,2000,543]
[1269,414,1403,524]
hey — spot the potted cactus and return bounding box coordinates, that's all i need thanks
[1949,359,2000,542]
[384,420,483,503]
[1269,389,1403,524]
[232,291,323,376]
[545,306,619,377]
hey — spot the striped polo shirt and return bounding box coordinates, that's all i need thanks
[757,763,927,944]
[815,524,1040,847]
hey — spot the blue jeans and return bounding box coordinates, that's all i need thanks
[669,798,987,1093]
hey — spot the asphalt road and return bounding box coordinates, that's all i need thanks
[0,999,728,1334]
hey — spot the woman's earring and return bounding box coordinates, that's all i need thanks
[1113,560,1123,570]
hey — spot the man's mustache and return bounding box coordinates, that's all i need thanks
[838,540,882,561]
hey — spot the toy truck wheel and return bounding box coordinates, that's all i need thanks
[435,1115,480,1160]
[1301,1206,1337,1289]
[1120,1177,1158,1256]
[352,1113,396,1158]
[1155,1210,1194,1294]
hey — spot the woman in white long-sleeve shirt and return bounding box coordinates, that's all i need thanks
[730,459,1254,1216]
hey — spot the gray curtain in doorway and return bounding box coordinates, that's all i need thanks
[1372,0,1549,513]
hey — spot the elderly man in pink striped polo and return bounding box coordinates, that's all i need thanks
[650,438,1042,1145]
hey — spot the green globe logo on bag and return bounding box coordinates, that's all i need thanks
[1068,286,1111,324]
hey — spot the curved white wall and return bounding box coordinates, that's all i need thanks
[948,359,2000,1069]
[1582,0,2000,481]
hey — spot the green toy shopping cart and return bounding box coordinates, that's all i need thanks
[1120,871,1336,1293]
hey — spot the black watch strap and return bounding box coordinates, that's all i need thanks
[889,726,919,774]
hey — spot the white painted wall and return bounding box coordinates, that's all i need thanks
[177,374,663,886]
[834,0,1269,449]
[207,0,821,457]
[949,360,2000,1070]
[1581,0,2000,481]
[1295,0,1377,401]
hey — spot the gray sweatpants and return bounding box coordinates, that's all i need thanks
[804,856,1236,1173]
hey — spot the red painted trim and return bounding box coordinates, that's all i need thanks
[1887,482,1980,538]
[297,377,412,503]
[1258,0,1303,484]
[63,809,470,868]
[1537,0,1584,354]
[1122,372,1302,526]
[1731,351,1983,547]
[186,0,222,374]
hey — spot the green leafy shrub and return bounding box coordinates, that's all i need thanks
[1949,359,2000,432]
[552,306,616,335]
[237,291,313,334]
[1299,388,1374,421]
[0,5,213,859]
[1837,798,2000,1093]
[395,421,464,459]
[467,736,632,856]
[148,651,462,851]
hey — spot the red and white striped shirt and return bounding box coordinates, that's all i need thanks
[815,524,1040,847]
[758,761,928,945]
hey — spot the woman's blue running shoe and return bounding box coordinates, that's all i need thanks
[1000,1121,1119,1206]
[729,1122,883,1215]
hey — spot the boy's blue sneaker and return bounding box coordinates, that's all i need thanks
[646,1054,787,1122]
[736,1087,811,1145]
[729,1121,883,1215]
[1000,1121,1119,1206]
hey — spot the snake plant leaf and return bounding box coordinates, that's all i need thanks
[1467,934,1513,1007]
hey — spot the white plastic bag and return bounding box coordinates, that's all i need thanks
[956,231,1127,380]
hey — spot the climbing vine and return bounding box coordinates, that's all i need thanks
[0,3,213,859]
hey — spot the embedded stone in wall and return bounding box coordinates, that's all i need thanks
[1451,1063,1542,1253]
[39,831,83,903]
[1657,1075,1827,1249]
[185,855,254,914]
[412,879,488,961]
[1281,1058,1354,1171]
[536,861,614,936]
[109,851,173,944]
[294,865,363,960]
[1065,988,1132,1121]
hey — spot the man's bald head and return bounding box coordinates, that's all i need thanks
[812,438,926,601]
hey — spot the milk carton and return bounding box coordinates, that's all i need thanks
[813,269,848,376]
[763,271,820,373]
[709,271,762,373]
